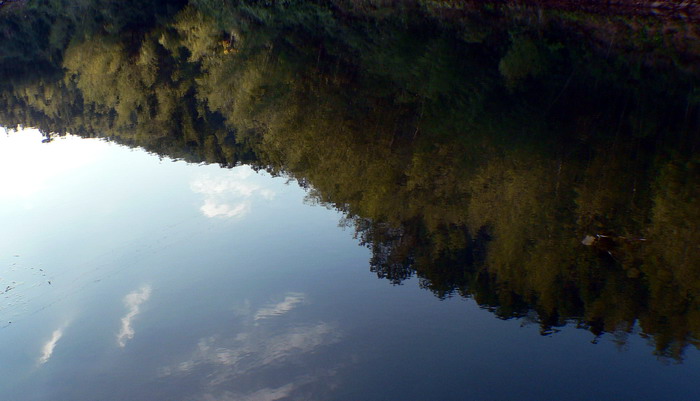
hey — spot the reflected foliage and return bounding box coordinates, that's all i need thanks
[1,0,699,360]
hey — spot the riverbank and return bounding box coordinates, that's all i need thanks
[345,0,699,19]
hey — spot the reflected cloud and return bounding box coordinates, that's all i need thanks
[38,328,64,365]
[190,166,275,219]
[117,285,152,347]
[202,382,309,401]
[254,293,305,321]
[200,199,250,218]
[162,323,339,377]
[218,383,295,401]
[159,293,345,401]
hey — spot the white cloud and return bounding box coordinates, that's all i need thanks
[201,383,297,401]
[162,322,338,377]
[0,129,107,199]
[190,166,276,219]
[200,199,251,218]
[158,293,345,400]
[38,328,64,365]
[254,293,305,321]
[258,323,338,367]
[229,383,296,401]
[117,285,152,347]
[159,322,342,400]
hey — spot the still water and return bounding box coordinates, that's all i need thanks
[2,0,700,399]
[0,130,697,400]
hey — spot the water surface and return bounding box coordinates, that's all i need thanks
[1,1,699,399]
[1,129,697,401]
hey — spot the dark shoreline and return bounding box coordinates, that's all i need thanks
[349,0,700,21]
[520,0,699,20]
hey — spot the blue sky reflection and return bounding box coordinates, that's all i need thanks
[159,293,343,401]
[117,285,152,348]
[190,168,276,219]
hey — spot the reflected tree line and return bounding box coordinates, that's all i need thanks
[1,0,699,360]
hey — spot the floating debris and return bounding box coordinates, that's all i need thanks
[581,235,596,246]
[582,234,647,246]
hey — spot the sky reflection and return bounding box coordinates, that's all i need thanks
[38,327,65,365]
[117,285,152,348]
[0,129,107,199]
[159,293,343,401]
[254,293,305,321]
[190,168,276,219]
[1,127,698,401]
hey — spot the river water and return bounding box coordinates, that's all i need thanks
[1,1,699,400]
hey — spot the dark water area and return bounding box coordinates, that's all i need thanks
[1,1,699,400]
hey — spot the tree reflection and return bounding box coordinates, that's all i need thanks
[0,0,698,360]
